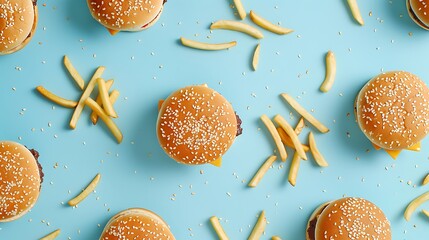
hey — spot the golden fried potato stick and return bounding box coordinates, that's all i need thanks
[308,132,329,167]
[210,216,229,240]
[280,93,329,133]
[233,0,246,20]
[36,86,77,108]
[320,51,337,93]
[274,115,307,160]
[261,115,287,161]
[404,191,429,221]
[248,211,267,240]
[252,44,260,71]
[288,152,301,186]
[180,37,237,51]
[68,173,101,206]
[69,66,105,129]
[248,155,277,188]
[97,78,118,118]
[249,11,293,35]
[39,229,61,240]
[85,98,123,143]
[90,79,114,124]
[211,20,264,39]
[64,55,85,90]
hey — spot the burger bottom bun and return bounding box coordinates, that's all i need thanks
[305,202,331,240]
[0,6,38,55]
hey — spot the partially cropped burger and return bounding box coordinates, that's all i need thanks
[0,0,38,55]
[100,208,175,239]
[306,197,391,240]
[355,71,429,159]
[407,0,429,30]
[157,85,242,166]
[0,141,43,222]
[87,0,166,35]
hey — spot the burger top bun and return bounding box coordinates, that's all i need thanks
[87,0,164,31]
[157,85,238,165]
[407,0,429,30]
[100,208,175,240]
[0,141,41,222]
[355,71,429,150]
[314,198,391,240]
[0,0,36,54]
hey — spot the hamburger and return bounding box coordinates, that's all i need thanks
[306,197,391,240]
[407,0,429,30]
[157,85,242,165]
[0,0,38,55]
[355,71,429,159]
[86,0,166,35]
[0,141,43,222]
[100,208,175,239]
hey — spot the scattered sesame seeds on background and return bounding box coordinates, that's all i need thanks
[1,0,429,239]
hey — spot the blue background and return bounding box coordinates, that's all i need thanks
[1,0,429,239]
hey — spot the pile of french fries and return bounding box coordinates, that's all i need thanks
[36,56,123,143]
[210,210,267,240]
[249,93,330,188]
[180,0,293,71]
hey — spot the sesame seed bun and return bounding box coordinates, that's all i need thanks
[355,71,429,150]
[157,85,238,165]
[407,0,429,30]
[99,208,175,240]
[306,197,391,240]
[86,0,165,32]
[0,141,42,222]
[0,0,38,55]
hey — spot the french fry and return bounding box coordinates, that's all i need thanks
[277,127,310,152]
[63,55,85,90]
[252,44,260,71]
[69,66,105,129]
[271,237,282,240]
[40,229,61,240]
[280,93,330,133]
[210,216,229,240]
[85,98,123,143]
[423,209,429,218]
[210,20,264,39]
[294,118,305,135]
[248,211,267,240]
[404,191,429,221]
[233,0,246,20]
[249,11,293,35]
[422,174,429,186]
[91,79,114,124]
[274,115,307,160]
[180,37,237,51]
[248,155,277,188]
[260,115,287,161]
[97,78,117,118]
[36,86,77,108]
[288,152,301,186]
[308,132,329,167]
[92,90,119,125]
[68,173,101,206]
[347,0,364,26]
[320,51,336,93]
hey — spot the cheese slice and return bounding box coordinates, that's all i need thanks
[385,149,401,160]
[407,142,421,152]
[107,28,120,35]
[210,157,222,167]
[372,143,381,150]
